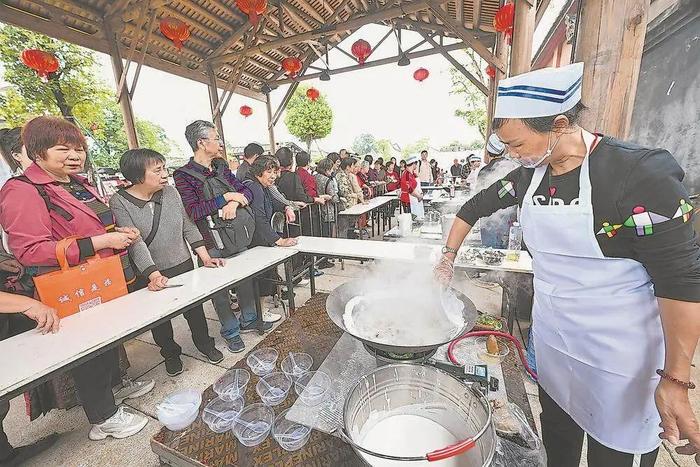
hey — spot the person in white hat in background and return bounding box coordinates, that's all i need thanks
[465,154,482,187]
[436,62,700,466]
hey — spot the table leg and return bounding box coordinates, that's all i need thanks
[309,254,316,296]
[253,279,263,334]
[284,259,295,314]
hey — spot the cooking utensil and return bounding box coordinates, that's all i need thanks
[326,280,477,356]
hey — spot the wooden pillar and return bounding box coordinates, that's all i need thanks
[265,94,276,153]
[206,65,227,158]
[485,32,509,162]
[104,20,138,149]
[574,0,650,138]
[510,0,536,76]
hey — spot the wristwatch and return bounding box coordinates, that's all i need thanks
[441,246,458,255]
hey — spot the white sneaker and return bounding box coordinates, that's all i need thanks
[262,309,283,323]
[89,406,149,440]
[113,378,155,405]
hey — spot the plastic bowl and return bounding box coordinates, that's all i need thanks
[272,408,312,451]
[294,371,331,406]
[214,369,250,401]
[246,348,279,376]
[156,389,202,431]
[233,403,274,447]
[202,396,245,433]
[281,352,313,381]
[256,371,292,406]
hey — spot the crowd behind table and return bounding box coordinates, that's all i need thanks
[0,115,490,465]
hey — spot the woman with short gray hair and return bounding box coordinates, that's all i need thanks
[110,149,225,377]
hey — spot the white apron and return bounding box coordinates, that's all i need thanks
[521,132,664,454]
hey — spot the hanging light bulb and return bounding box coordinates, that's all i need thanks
[319,69,331,81]
[397,53,411,66]
[260,83,273,94]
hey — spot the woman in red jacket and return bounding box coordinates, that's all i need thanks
[385,160,400,192]
[400,155,422,212]
[0,116,152,442]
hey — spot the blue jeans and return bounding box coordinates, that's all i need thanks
[208,248,258,341]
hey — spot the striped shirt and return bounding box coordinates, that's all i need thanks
[174,158,253,250]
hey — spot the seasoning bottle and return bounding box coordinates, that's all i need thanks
[507,222,522,261]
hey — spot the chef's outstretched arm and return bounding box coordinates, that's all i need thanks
[656,298,700,462]
[434,168,522,284]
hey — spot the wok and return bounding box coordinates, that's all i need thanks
[326,280,478,355]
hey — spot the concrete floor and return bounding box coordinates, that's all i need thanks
[3,259,696,466]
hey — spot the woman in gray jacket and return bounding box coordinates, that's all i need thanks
[314,158,339,238]
[110,149,225,377]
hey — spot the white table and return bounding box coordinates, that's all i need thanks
[0,247,298,403]
[291,237,533,333]
[336,197,395,238]
[291,236,533,274]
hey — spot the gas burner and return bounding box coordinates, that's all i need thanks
[363,343,436,365]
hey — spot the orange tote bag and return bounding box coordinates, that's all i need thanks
[34,237,128,318]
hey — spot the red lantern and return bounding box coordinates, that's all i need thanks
[160,17,190,51]
[306,87,320,101]
[413,68,429,82]
[485,65,496,80]
[20,49,59,82]
[281,57,302,77]
[240,105,253,118]
[236,0,267,25]
[493,3,515,35]
[351,39,372,64]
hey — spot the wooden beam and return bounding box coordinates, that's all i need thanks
[104,21,139,149]
[473,0,482,30]
[417,30,489,95]
[211,0,449,63]
[272,39,468,85]
[209,23,253,58]
[485,31,507,150]
[206,65,227,158]
[277,1,318,31]
[26,0,101,27]
[104,0,132,18]
[535,0,553,26]
[574,0,650,137]
[456,0,464,25]
[122,0,170,21]
[272,82,299,126]
[427,1,505,72]
[290,0,327,24]
[0,3,267,102]
[129,10,157,100]
[510,0,536,75]
[266,93,277,152]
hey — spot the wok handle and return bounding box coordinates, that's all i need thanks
[426,438,476,462]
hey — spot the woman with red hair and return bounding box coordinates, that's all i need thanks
[0,117,151,445]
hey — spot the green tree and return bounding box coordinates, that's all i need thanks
[401,137,431,158]
[351,133,376,155]
[375,138,394,160]
[0,25,172,168]
[284,85,333,151]
[449,50,488,140]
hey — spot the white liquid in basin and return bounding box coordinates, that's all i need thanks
[358,414,462,466]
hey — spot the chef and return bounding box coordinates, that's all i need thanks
[435,62,700,466]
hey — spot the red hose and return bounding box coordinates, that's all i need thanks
[447,331,538,381]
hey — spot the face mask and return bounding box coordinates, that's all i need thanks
[506,132,563,169]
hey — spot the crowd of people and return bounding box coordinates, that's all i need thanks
[0,115,480,464]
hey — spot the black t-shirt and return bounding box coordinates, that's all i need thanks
[457,136,700,302]
[450,164,462,176]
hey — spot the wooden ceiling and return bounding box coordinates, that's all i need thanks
[0,0,503,101]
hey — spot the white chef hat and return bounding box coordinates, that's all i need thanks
[494,62,584,119]
[468,154,481,162]
[486,134,505,155]
[405,154,420,165]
